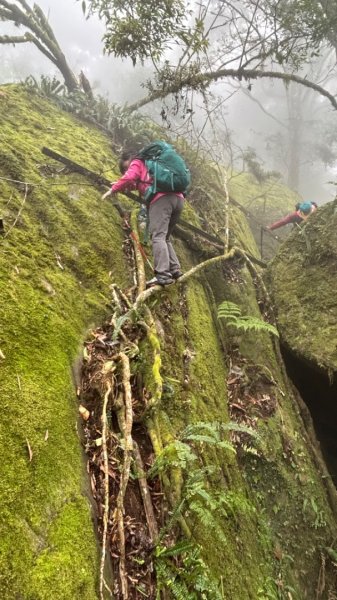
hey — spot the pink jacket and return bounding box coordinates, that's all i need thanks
[111,159,184,204]
[268,211,303,230]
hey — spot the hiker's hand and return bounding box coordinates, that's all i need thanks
[102,190,113,200]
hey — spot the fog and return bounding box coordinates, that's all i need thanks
[1,0,336,203]
[0,0,149,103]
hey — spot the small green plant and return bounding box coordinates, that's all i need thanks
[155,541,225,600]
[149,421,258,479]
[25,74,66,98]
[149,421,259,597]
[24,74,161,150]
[303,496,327,529]
[217,301,279,337]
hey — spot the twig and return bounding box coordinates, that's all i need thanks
[99,382,112,600]
[4,183,29,239]
[110,283,132,309]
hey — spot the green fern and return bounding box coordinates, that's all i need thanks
[218,301,279,337]
[151,421,259,598]
[155,543,224,599]
[148,440,197,478]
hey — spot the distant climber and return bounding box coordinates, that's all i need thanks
[102,142,190,288]
[267,201,317,231]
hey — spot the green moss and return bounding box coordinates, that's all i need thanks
[151,237,337,596]
[1,84,337,600]
[0,85,131,599]
[268,199,337,370]
[16,498,97,600]
[229,172,300,258]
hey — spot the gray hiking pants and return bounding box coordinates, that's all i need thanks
[148,194,184,279]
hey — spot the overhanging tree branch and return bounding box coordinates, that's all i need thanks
[126,67,337,112]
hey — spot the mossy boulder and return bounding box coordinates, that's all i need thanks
[1,84,337,599]
[229,172,300,258]
[267,199,337,371]
[0,85,130,599]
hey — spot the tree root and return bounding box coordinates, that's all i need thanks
[133,440,159,543]
[99,382,113,600]
[113,352,134,600]
[133,247,237,310]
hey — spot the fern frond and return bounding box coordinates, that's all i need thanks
[156,540,195,558]
[181,421,220,438]
[149,440,197,478]
[221,421,260,440]
[217,301,242,317]
[235,317,279,336]
[217,300,279,337]
[112,311,131,340]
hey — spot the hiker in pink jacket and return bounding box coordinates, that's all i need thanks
[102,152,184,288]
[267,201,317,231]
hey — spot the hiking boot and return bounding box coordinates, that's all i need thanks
[146,276,174,289]
[171,271,183,280]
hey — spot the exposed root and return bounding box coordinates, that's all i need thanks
[99,382,113,600]
[113,352,133,600]
[133,247,237,310]
[80,281,162,598]
[133,440,159,543]
[236,247,276,325]
[81,213,266,598]
[316,552,326,599]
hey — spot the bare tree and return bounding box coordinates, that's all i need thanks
[0,0,79,92]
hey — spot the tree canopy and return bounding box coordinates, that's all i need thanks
[82,0,337,112]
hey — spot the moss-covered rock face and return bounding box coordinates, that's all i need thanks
[267,199,337,371]
[229,172,300,258]
[0,85,131,599]
[1,85,337,599]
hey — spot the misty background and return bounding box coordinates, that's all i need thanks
[1,0,337,204]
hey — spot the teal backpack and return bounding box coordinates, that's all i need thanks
[137,141,190,203]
